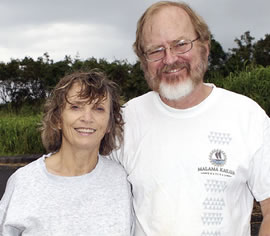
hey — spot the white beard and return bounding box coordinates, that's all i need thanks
[159,78,194,100]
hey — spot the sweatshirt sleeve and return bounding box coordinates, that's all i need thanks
[0,173,21,236]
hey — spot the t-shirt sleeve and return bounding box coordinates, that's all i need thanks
[248,116,270,202]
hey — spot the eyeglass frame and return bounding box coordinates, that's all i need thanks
[144,36,200,62]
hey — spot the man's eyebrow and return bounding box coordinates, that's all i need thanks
[172,37,187,43]
[145,37,187,52]
[145,43,164,52]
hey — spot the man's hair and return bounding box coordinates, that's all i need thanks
[40,70,124,155]
[133,1,211,67]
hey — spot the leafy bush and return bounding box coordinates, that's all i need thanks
[218,66,270,116]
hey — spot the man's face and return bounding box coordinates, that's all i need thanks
[142,6,209,100]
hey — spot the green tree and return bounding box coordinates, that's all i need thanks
[206,35,228,81]
[124,61,149,101]
[225,31,255,73]
[254,34,270,67]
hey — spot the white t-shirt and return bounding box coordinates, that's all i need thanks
[0,154,133,236]
[111,84,270,236]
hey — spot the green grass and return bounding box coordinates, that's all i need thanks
[0,114,45,156]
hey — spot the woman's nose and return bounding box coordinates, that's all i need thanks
[81,108,94,122]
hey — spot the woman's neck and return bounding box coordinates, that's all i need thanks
[45,147,99,177]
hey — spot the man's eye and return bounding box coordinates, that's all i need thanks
[175,41,188,48]
[148,48,164,55]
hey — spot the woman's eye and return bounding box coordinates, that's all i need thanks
[95,106,105,111]
[71,105,80,110]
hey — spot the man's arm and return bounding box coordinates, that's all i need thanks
[259,198,270,236]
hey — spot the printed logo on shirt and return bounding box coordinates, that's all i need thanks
[209,149,226,167]
[197,149,235,177]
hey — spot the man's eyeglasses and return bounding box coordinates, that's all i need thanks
[144,36,200,62]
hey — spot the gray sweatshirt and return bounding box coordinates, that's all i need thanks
[0,154,133,236]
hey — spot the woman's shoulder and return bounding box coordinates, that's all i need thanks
[99,156,127,178]
[10,155,45,183]
[1,156,44,199]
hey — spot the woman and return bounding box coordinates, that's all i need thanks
[0,70,133,235]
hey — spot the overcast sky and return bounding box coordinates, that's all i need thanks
[0,0,269,64]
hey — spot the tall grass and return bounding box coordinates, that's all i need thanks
[0,114,45,156]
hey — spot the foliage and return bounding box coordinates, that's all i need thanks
[254,34,270,67]
[1,30,269,108]
[224,31,255,74]
[208,66,270,116]
[207,35,227,75]
[0,114,45,156]
[1,65,269,156]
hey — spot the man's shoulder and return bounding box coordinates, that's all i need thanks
[125,91,155,107]
[216,86,263,110]
[122,91,157,123]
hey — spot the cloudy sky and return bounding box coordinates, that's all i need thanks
[0,0,269,64]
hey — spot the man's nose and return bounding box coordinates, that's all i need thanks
[162,47,178,65]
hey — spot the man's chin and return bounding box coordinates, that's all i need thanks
[158,79,194,101]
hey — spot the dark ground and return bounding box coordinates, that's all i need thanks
[0,157,262,235]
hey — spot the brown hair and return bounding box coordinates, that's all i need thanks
[133,1,211,68]
[40,70,124,155]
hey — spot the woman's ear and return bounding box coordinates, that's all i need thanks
[106,125,111,134]
[106,119,112,134]
[57,120,62,130]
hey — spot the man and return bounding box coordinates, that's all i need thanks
[111,1,270,235]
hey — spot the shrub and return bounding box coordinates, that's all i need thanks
[207,66,270,116]
[222,66,270,116]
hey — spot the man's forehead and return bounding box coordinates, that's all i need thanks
[142,6,194,46]
[143,6,191,30]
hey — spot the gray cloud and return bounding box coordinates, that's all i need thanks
[0,0,269,63]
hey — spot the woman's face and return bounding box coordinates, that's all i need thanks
[59,83,111,153]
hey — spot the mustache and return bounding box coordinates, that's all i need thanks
[161,61,191,74]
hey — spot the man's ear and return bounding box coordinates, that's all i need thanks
[205,40,210,58]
